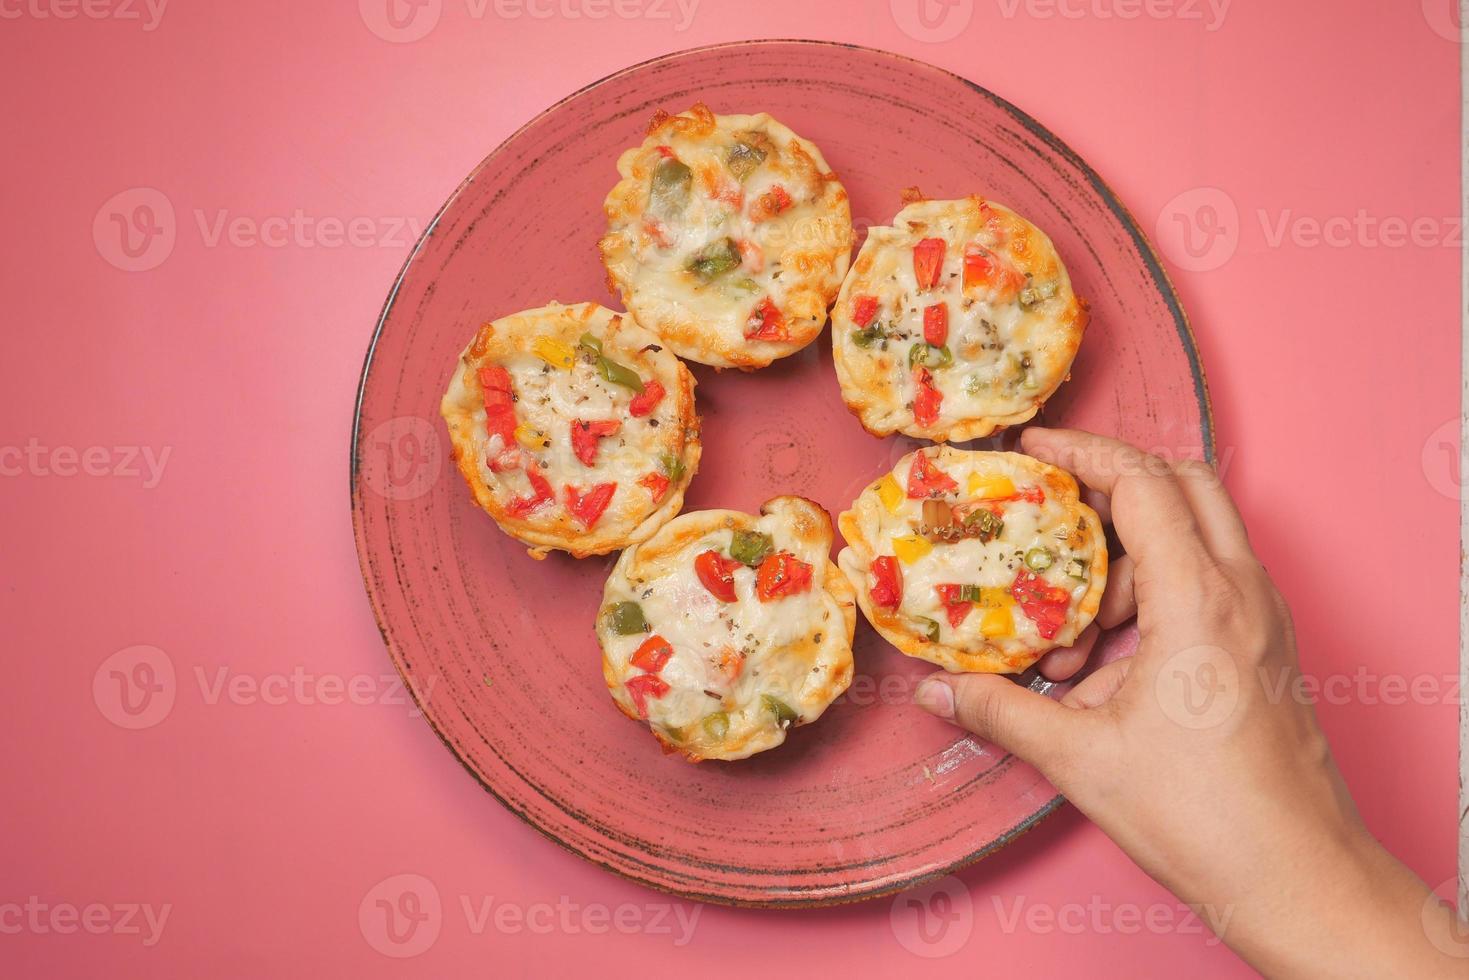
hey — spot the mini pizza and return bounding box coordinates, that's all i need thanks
[597,496,856,761]
[837,448,1106,674]
[831,192,1088,441]
[440,302,700,559]
[599,104,853,369]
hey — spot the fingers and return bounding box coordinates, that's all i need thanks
[1060,657,1134,709]
[1021,428,1210,579]
[914,672,1083,770]
[1098,555,1138,629]
[1082,486,1112,527]
[1038,623,1099,682]
[1171,459,1254,561]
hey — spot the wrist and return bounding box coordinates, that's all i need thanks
[1227,829,1455,977]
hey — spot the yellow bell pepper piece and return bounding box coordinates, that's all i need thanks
[979,605,1015,637]
[977,587,1015,608]
[876,474,904,514]
[514,423,544,449]
[967,473,1017,499]
[531,336,576,369]
[892,535,932,565]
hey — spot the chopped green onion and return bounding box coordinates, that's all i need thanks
[851,325,884,348]
[609,601,647,635]
[965,508,1004,542]
[1019,279,1059,310]
[1066,558,1087,580]
[659,452,685,482]
[916,617,940,642]
[908,343,953,370]
[688,237,742,281]
[957,584,983,603]
[729,529,774,568]
[578,333,641,390]
[702,711,730,740]
[761,694,798,728]
[1025,548,1055,571]
[597,355,644,392]
[649,158,692,216]
[726,139,767,180]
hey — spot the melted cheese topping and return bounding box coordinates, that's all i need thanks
[469,352,674,520]
[600,105,852,369]
[441,302,698,557]
[832,197,1088,440]
[598,498,855,761]
[838,449,1107,673]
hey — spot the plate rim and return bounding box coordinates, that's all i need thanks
[348,38,1215,909]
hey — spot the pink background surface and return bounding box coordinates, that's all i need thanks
[2,2,1460,977]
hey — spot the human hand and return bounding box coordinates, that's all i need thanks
[913,428,1464,977]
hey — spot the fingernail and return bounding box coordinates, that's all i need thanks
[914,677,955,719]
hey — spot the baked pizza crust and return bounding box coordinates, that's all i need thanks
[599,104,853,370]
[831,192,1088,441]
[441,301,700,558]
[597,496,856,761]
[838,448,1106,673]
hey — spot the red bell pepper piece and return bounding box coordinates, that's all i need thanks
[749,185,793,222]
[851,294,879,328]
[934,584,974,629]
[506,463,554,516]
[571,419,621,467]
[628,380,666,417]
[745,297,789,342]
[564,482,616,528]
[1011,569,1071,640]
[906,450,957,498]
[624,673,670,718]
[637,471,670,502]
[478,365,513,407]
[642,217,673,248]
[755,552,813,601]
[869,556,903,609]
[912,366,942,428]
[487,447,521,473]
[695,550,743,603]
[923,302,948,346]
[963,242,1024,299]
[478,365,518,447]
[913,237,946,290]
[630,634,673,673]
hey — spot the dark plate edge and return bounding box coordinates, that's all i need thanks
[346,37,1216,910]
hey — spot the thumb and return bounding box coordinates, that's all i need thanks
[915,672,1082,772]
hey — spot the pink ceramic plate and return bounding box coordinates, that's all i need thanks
[351,40,1212,907]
